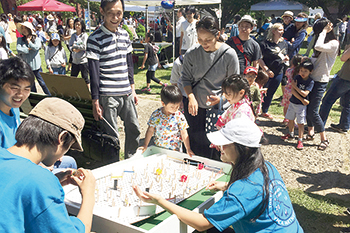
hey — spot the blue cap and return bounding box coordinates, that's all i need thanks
[294,17,307,22]
[51,33,60,40]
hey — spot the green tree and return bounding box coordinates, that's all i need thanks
[296,0,350,21]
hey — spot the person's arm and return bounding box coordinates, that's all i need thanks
[69,34,75,51]
[88,58,103,121]
[127,52,138,105]
[252,60,259,69]
[140,126,155,152]
[28,37,42,51]
[74,33,88,51]
[16,38,30,54]
[291,88,309,105]
[181,129,194,157]
[133,186,213,232]
[340,46,350,62]
[45,46,53,73]
[140,52,148,69]
[289,30,306,51]
[179,31,184,54]
[258,59,274,78]
[291,79,310,97]
[71,168,96,233]
[314,29,338,53]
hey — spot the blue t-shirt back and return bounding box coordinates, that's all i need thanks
[0,148,85,232]
[290,75,314,105]
[204,162,303,233]
[0,108,21,149]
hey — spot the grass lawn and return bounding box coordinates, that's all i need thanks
[10,41,350,232]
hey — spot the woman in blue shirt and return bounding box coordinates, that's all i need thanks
[133,117,304,233]
[16,21,50,95]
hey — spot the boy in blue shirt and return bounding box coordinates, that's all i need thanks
[0,57,34,149]
[281,60,314,150]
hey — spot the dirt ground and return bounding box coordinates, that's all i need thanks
[117,95,350,201]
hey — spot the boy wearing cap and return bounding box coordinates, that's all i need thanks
[0,97,95,233]
[282,11,295,42]
[226,15,262,74]
[244,66,260,115]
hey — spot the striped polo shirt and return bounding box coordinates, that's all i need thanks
[86,25,132,97]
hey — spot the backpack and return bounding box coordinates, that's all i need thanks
[231,36,251,66]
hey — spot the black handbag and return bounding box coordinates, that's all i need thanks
[205,97,225,133]
[82,121,120,163]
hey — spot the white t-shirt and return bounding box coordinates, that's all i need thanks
[180,20,198,50]
[0,47,8,60]
[176,16,186,38]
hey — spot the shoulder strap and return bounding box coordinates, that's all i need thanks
[231,36,251,66]
[192,47,229,89]
[49,47,60,61]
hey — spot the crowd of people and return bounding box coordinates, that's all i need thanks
[0,0,350,232]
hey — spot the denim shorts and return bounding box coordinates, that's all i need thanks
[148,63,158,71]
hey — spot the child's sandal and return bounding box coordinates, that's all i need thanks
[318,140,329,151]
[304,134,315,141]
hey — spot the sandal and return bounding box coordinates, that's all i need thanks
[304,134,315,141]
[318,139,329,151]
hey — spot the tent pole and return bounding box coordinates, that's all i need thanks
[219,3,221,29]
[146,5,149,33]
[88,0,92,33]
[172,4,175,63]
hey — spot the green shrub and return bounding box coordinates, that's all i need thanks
[136,24,146,40]
[122,24,133,41]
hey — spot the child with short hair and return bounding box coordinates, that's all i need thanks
[215,74,255,130]
[280,54,304,126]
[244,66,260,116]
[140,32,166,92]
[140,85,194,156]
[45,33,67,75]
[0,57,34,148]
[281,60,314,150]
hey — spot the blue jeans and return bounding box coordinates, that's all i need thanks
[31,68,51,95]
[262,72,283,113]
[306,81,328,132]
[52,66,66,75]
[320,75,350,130]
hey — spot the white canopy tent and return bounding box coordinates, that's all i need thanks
[250,0,308,17]
[88,0,222,61]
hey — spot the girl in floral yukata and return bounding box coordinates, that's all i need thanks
[140,85,194,156]
[215,74,255,130]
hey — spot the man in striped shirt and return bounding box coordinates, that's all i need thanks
[86,0,140,159]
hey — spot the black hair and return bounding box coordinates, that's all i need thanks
[185,5,196,14]
[290,54,304,78]
[178,8,185,16]
[299,59,314,72]
[14,16,23,24]
[227,142,270,221]
[48,36,63,50]
[222,74,256,116]
[0,35,7,53]
[255,70,269,88]
[233,14,241,24]
[222,74,251,101]
[101,0,125,11]
[74,18,86,33]
[21,25,37,44]
[196,16,223,42]
[15,116,75,153]
[160,85,183,105]
[0,57,35,86]
[312,18,340,58]
[146,32,155,45]
[0,13,7,22]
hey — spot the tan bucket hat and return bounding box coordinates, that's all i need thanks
[17,21,36,35]
[29,97,85,151]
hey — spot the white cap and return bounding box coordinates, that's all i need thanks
[238,15,254,27]
[206,117,262,148]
